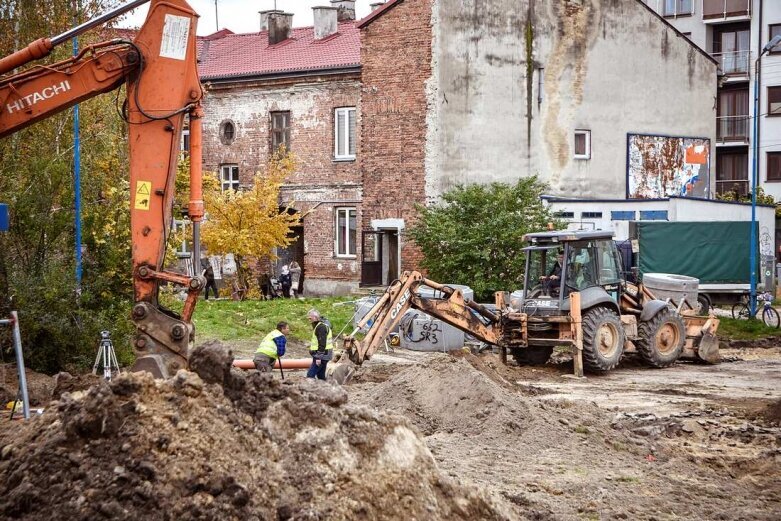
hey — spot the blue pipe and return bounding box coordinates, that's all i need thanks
[73,30,82,288]
[749,53,761,317]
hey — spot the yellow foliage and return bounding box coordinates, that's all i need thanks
[201,150,301,260]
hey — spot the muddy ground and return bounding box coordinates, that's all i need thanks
[344,346,781,520]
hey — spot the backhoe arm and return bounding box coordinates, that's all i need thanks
[0,0,204,378]
[344,271,502,365]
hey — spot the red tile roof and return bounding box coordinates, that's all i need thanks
[197,22,360,81]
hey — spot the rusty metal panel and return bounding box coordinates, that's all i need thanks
[626,134,711,199]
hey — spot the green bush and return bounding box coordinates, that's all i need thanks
[408,177,559,301]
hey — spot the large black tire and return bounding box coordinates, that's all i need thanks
[637,307,685,368]
[512,346,553,366]
[581,307,625,372]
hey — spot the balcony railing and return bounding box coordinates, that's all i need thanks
[717,115,750,142]
[712,50,751,76]
[702,0,751,20]
[716,180,748,197]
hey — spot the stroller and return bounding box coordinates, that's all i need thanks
[260,273,285,300]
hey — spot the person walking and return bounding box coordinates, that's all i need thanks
[306,309,332,380]
[279,265,292,299]
[289,261,302,298]
[201,258,219,300]
[254,321,289,373]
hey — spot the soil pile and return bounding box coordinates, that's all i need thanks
[0,342,509,520]
[0,364,54,406]
[347,352,781,520]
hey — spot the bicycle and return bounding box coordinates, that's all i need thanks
[731,291,780,329]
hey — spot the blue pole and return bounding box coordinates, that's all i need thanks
[749,56,760,317]
[73,7,82,288]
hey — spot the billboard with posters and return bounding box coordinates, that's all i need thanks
[627,134,711,199]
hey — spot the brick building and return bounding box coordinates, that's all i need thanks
[197,2,362,295]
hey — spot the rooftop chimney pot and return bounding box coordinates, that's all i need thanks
[259,9,282,32]
[313,7,339,40]
[330,0,356,22]
[267,12,293,45]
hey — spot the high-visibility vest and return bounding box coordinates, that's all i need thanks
[310,322,333,352]
[256,330,284,359]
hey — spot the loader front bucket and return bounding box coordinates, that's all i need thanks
[696,330,721,364]
[682,314,721,364]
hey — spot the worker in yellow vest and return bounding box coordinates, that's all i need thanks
[306,309,333,380]
[254,321,289,373]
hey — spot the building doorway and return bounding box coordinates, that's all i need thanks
[276,225,304,292]
[383,229,399,285]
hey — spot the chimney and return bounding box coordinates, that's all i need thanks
[330,0,356,22]
[258,9,282,32]
[370,1,385,12]
[313,6,339,40]
[268,12,293,45]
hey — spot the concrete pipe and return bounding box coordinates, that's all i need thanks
[232,358,312,370]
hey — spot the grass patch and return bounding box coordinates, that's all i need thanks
[573,425,590,435]
[162,295,359,343]
[715,316,781,341]
[614,476,640,484]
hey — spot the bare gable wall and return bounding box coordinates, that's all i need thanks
[427,0,717,200]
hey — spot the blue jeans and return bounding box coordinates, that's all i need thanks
[306,358,328,380]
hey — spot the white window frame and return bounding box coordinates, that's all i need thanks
[574,130,591,160]
[181,129,190,153]
[220,164,240,191]
[334,107,357,160]
[662,0,692,17]
[334,207,357,258]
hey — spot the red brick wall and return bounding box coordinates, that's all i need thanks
[201,74,362,291]
[360,0,432,271]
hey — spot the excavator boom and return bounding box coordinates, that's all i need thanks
[0,0,204,378]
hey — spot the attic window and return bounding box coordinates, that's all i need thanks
[220,120,236,145]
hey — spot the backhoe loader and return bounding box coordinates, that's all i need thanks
[339,230,720,377]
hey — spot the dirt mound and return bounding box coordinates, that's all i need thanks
[0,342,509,520]
[347,351,781,520]
[0,364,54,406]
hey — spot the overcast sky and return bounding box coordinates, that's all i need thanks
[118,0,374,35]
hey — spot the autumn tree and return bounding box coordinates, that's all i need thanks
[200,150,301,290]
[0,1,136,372]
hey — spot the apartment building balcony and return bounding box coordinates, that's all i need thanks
[702,0,751,23]
[716,115,750,144]
[713,50,751,80]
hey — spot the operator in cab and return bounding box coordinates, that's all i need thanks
[540,251,564,296]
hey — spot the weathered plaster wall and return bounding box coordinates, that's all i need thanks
[427,0,717,200]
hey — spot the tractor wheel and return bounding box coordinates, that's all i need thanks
[581,307,625,372]
[512,346,553,366]
[637,307,685,368]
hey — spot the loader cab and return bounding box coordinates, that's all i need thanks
[521,230,623,316]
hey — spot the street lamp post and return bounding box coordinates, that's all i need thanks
[749,34,781,317]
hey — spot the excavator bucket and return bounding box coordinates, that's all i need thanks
[695,330,721,364]
[327,345,358,385]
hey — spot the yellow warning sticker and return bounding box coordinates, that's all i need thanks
[135,181,151,210]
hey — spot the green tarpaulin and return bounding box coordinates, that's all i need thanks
[637,221,758,284]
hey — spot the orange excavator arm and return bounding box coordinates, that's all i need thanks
[0,0,204,378]
[343,271,504,365]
